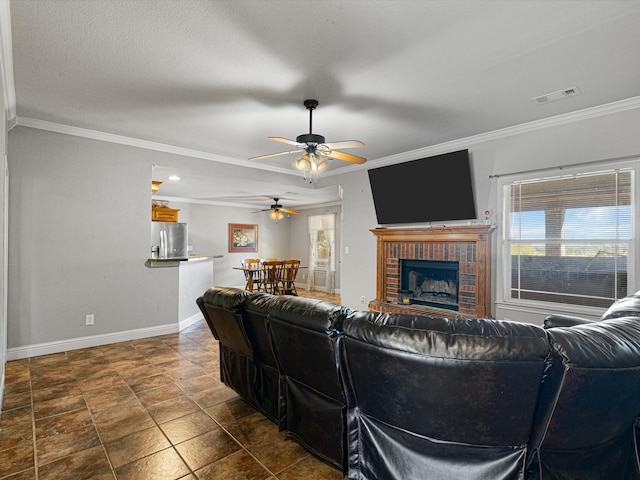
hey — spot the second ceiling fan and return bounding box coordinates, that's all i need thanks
[249,99,367,175]
[254,198,300,221]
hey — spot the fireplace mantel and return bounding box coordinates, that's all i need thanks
[369,225,496,318]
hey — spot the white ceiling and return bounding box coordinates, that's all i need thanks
[8,0,640,210]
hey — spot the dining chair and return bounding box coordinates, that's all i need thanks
[261,260,284,295]
[241,258,262,292]
[280,259,300,295]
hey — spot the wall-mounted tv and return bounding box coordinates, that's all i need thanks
[367,149,476,225]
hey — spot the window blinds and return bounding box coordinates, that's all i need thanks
[505,169,632,308]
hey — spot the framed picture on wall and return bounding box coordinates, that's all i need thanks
[229,223,259,253]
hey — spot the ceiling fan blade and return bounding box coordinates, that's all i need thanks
[269,137,303,147]
[280,207,300,215]
[322,140,365,150]
[320,149,367,164]
[249,149,301,161]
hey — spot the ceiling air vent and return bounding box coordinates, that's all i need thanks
[532,86,581,105]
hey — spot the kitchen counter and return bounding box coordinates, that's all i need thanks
[186,254,223,261]
[147,254,222,329]
[146,254,222,267]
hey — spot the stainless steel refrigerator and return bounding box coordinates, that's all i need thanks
[151,222,189,260]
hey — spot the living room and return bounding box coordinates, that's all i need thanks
[2,0,640,382]
[2,2,640,478]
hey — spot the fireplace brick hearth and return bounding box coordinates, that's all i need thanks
[370,225,496,318]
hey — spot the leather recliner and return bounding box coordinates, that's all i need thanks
[240,292,287,424]
[196,287,260,409]
[544,291,640,328]
[339,310,552,480]
[534,307,640,479]
[264,295,350,472]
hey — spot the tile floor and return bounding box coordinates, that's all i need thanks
[0,290,345,480]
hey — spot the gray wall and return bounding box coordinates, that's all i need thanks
[7,126,295,356]
[8,127,178,352]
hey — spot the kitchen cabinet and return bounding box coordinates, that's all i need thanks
[152,207,179,222]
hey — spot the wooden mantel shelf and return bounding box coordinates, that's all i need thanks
[370,224,496,241]
[370,224,497,318]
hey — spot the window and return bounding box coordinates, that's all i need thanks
[315,229,330,267]
[307,213,336,293]
[502,167,634,309]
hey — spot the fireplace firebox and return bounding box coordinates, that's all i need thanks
[400,259,459,311]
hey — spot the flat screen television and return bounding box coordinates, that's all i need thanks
[368,149,476,225]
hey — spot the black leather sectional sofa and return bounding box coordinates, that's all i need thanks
[197,286,640,480]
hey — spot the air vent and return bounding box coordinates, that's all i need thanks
[532,86,581,105]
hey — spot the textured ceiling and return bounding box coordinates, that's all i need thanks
[9,0,640,208]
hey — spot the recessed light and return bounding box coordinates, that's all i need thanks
[168,175,180,181]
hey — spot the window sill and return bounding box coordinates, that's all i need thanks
[494,299,605,320]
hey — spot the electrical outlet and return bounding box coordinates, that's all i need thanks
[302,273,306,280]
[85,314,94,326]
[360,296,366,304]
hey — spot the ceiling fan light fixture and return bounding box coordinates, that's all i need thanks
[314,157,328,172]
[295,154,311,171]
[270,209,284,222]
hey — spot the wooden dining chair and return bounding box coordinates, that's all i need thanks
[241,258,262,292]
[261,260,284,295]
[280,259,301,295]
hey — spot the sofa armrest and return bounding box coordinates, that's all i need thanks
[543,314,597,329]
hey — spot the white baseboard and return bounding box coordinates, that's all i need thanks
[297,284,341,295]
[7,323,180,361]
[179,312,203,331]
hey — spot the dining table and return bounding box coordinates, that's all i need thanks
[233,262,307,294]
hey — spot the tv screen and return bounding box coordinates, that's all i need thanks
[368,149,476,225]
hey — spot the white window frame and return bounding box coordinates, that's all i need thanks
[495,159,639,317]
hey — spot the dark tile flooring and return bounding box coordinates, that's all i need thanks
[0,290,345,480]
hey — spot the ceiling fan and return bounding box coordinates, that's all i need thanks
[254,198,300,221]
[249,99,367,177]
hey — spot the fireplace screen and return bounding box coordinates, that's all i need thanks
[399,259,459,311]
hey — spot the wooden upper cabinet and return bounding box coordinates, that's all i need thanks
[152,207,179,222]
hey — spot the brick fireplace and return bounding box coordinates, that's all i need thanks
[369,225,496,318]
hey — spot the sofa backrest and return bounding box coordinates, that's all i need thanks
[342,310,551,446]
[262,295,350,470]
[241,292,281,368]
[532,316,640,479]
[266,295,349,397]
[600,291,640,320]
[197,286,251,357]
[340,310,552,480]
[196,286,258,406]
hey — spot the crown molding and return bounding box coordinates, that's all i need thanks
[15,116,300,177]
[324,95,640,176]
[153,194,342,211]
[0,0,16,124]
[16,95,640,177]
